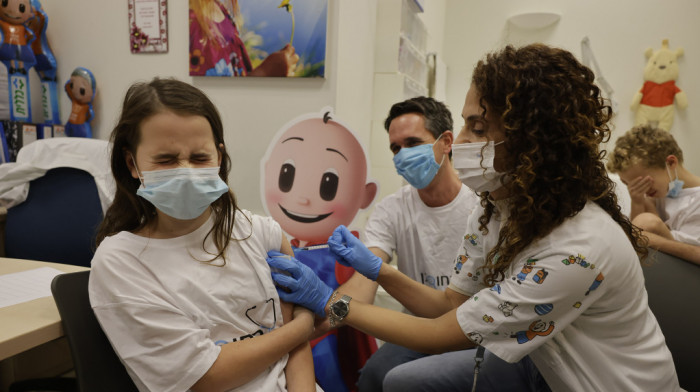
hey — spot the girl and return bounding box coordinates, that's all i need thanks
[89,78,317,391]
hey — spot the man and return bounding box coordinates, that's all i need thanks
[338,97,482,391]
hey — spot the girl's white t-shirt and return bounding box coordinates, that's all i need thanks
[89,210,287,392]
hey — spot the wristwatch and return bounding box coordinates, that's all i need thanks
[329,292,352,327]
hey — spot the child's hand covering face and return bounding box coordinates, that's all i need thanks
[627,175,654,201]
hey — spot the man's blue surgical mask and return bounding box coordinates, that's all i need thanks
[393,134,444,189]
[134,160,229,220]
[666,165,684,199]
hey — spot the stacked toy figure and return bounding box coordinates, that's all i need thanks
[0,0,36,123]
[0,0,97,162]
[64,67,95,138]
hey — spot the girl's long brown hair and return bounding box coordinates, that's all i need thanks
[96,78,236,263]
[472,44,648,285]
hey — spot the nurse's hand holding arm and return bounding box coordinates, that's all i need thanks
[266,251,333,317]
[266,251,475,354]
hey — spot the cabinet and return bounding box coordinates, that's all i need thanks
[370,0,431,194]
[373,0,429,112]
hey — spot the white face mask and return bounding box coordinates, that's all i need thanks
[452,140,504,192]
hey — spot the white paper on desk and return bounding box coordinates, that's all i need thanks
[0,267,64,308]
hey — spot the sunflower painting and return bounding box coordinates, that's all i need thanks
[189,0,327,77]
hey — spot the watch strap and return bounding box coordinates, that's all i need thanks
[328,291,340,327]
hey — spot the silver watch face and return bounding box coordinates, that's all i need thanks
[331,300,349,318]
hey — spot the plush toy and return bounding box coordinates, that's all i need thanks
[631,39,688,131]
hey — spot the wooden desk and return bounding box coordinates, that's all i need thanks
[0,258,88,361]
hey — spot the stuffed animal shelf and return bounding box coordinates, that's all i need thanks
[631,39,688,131]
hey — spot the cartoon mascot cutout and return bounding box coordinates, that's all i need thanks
[261,107,378,392]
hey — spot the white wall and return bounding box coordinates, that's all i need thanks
[35,0,368,216]
[30,1,696,216]
[31,0,438,226]
[442,0,700,173]
[333,0,378,230]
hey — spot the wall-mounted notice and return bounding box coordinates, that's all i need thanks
[128,0,168,53]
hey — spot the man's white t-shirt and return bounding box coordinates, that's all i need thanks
[364,184,479,290]
[89,210,287,392]
[655,186,700,246]
[450,201,679,392]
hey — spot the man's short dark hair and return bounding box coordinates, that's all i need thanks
[383,96,453,140]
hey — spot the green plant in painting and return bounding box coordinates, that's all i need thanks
[278,0,295,46]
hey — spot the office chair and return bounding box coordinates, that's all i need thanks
[642,251,700,391]
[4,167,103,267]
[10,271,137,392]
[51,271,138,391]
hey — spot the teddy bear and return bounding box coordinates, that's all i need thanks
[630,39,688,131]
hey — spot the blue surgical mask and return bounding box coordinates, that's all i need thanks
[134,163,229,220]
[666,165,684,199]
[393,134,444,189]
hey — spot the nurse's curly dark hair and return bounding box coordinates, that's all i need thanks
[472,44,648,286]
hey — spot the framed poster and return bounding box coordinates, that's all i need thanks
[128,0,169,53]
[189,0,327,77]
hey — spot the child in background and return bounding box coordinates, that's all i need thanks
[608,125,700,265]
[88,78,318,391]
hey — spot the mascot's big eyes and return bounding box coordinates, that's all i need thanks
[319,170,338,201]
[19,3,25,12]
[279,162,295,192]
[1,0,7,8]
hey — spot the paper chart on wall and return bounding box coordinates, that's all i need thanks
[0,267,63,308]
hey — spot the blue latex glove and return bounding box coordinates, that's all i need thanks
[327,225,382,281]
[266,250,333,317]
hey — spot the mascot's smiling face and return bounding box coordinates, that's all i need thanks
[263,115,376,244]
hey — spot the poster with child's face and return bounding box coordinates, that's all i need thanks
[189,0,327,77]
